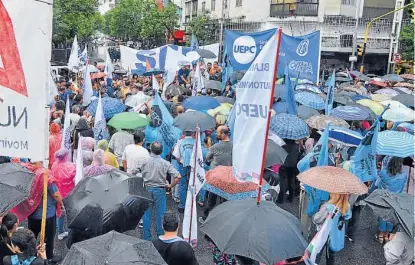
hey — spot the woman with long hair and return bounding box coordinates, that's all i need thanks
[313,193,352,265]
[0,214,18,265]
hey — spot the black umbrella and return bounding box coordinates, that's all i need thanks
[173,111,216,131]
[297,105,319,120]
[165,84,186,97]
[192,48,217,59]
[0,163,35,214]
[392,94,414,108]
[265,139,288,167]
[205,80,222,91]
[215,96,235,104]
[62,230,167,265]
[333,94,354,105]
[64,170,152,234]
[201,199,307,265]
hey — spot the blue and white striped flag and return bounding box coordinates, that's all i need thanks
[93,94,109,141]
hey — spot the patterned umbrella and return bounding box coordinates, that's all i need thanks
[400,74,415,80]
[306,114,349,130]
[394,82,414,88]
[297,166,368,195]
[330,105,370,121]
[382,74,405,82]
[294,91,325,110]
[295,83,322,94]
[377,131,414,158]
[297,105,319,120]
[392,94,414,108]
[370,94,392,102]
[270,113,309,140]
[374,88,400,96]
[87,97,126,119]
[348,104,377,120]
[356,99,384,115]
[204,166,271,200]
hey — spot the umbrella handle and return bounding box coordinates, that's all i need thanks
[39,171,48,249]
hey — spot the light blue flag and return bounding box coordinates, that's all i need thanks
[285,69,298,115]
[93,94,109,141]
[226,105,236,141]
[325,70,336,115]
[349,119,380,182]
[191,34,199,51]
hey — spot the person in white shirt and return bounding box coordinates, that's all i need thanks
[122,131,150,174]
[108,129,134,167]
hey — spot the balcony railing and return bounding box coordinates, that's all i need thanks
[270,2,319,17]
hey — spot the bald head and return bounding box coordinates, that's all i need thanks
[216,125,230,141]
[177,105,184,114]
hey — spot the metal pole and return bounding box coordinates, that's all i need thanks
[190,0,193,20]
[350,0,360,71]
[219,0,225,62]
[387,0,404,74]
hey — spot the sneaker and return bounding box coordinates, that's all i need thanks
[173,197,180,203]
[138,219,143,229]
[57,231,69,240]
[198,217,206,224]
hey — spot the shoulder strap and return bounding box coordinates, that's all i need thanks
[10,255,21,265]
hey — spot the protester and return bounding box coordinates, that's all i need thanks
[73,118,94,150]
[0,214,18,265]
[277,139,301,204]
[153,212,198,265]
[48,123,62,169]
[141,142,181,240]
[108,129,134,169]
[122,131,150,174]
[69,105,81,134]
[74,137,95,168]
[2,229,47,265]
[383,231,414,265]
[96,140,119,168]
[356,82,367,96]
[84,149,114,177]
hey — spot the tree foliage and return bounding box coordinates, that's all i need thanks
[53,0,103,45]
[400,0,414,61]
[104,0,179,48]
[188,13,218,46]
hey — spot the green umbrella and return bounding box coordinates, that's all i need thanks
[108,112,149,129]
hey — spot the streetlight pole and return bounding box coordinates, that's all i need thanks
[350,0,361,71]
[219,0,226,62]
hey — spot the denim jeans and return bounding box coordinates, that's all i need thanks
[143,187,167,240]
[57,214,66,234]
[198,188,207,203]
[378,218,393,232]
[178,167,190,209]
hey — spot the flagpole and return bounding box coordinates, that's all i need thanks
[188,126,199,244]
[256,28,283,205]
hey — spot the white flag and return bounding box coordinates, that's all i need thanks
[93,94,109,141]
[232,30,281,184]
[82,65,94,106]
[183,129,205,246]
[61,96,72,150]
[80,46,88,65]
[152,75,160,92]
[74,136,83,185]
[68,35,80,71]
[47,69,59,103]
[192,63,204,95]
[104,49,114,77]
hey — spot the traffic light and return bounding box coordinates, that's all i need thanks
[357,44,364,56]
[409,8,414,23]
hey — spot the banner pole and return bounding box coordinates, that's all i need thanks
[188,126,200,244]
[39,170,48,249]
[256,28,283,206]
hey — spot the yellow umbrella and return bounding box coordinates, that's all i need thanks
[356,99,384,115]
[207,103,233,117]
[370,94,391,102]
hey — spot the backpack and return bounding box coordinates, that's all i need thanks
[10,255,36,265]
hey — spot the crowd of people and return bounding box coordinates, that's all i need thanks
[0,59,414,265]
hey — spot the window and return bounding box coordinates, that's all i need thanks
[192,0,198,13]
[236,0,242,7]
[185,2,192,16]
[341,0,356,5]
[211,0,216,10]
[202,1,206,12]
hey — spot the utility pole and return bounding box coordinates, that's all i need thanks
[350,0,361,71]
[219,0,226,62]
[387,0,404,74]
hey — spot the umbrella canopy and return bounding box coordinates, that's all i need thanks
[377,130,414,158]
[204,166,272,200]
[356,99,384,115]
[173,110,216,131]
[297,166,368,195]
[351,94,370,102]
[270,113,309,140]
[382,107,415,122]
[108,112,149,130]
[369,80,388,87]
[375,88,400,97]
[380,100,408,109]
[333,94,354,105]
[305,114,349,130]
[392,94,414,108]
[64,170,152,233]
[274,84,286,98]
[397,123,414,134]
[400,74,415,80]
[337,88,359,96]
[201,199,307,264]
[347,104,377,120]
[215,96,235,104]
[165,84,187,97]
[297,105,320,120]
[336,77,352,82]
[265,139,288,166]
[364,190,414,238]
[352,73,372,82]
[295,83,322,94]
[62,231,167,265]
[188,48,217,59]
[382,74,405,82]
[319,126,363,147]
[207,103,233,117]
[294,91,325,110]
[142,68,164,76]
[183,96,220,111]
[395,82,415,88]
[0,163,35,214]
[394,86,414,95]
[370,94,392,102]
[330,105,370,121]
[87,97,126,119]
[205,80,222,91]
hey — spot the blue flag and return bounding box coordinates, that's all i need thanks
[191,34,199,51]
[349,119,380,182]
[227,105,236,141]
[285,68,298,115]
[325,70,336,115]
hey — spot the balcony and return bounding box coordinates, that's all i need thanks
[270,2,319,17]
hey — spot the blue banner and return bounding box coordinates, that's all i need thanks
[278,31,321,83]
[223,28,277,71]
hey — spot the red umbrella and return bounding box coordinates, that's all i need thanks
[369,80,387,87]
[90,72,106,79]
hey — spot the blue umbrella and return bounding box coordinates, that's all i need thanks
[351,94,370,101]
[382,74,405,82]
[270,113,309,140]
[87,97,126,119]
[183,96,220,111]
[294,91,325,110]
[330,105,370,121]
[131,68,145,76]
[142,68,164,76]
[319,126,363,147]
[377,130,414,158]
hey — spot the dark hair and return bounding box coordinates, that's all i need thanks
[55,100,65,111]
[219,126,229,135]
[186,90,192,96]
[132,74,138,79]
[184,131,193,137]
[0,213,18,244]
[177,94,184,103]
[235,256,259,265]
[163,212,179,232]
[387,157,404,176]
[125,81,130,87]
[133,131,145,144]
[310,128,321,142]
[150,142,163,155]
[10,229,37,260]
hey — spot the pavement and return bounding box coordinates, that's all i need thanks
[37,195,386,265]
